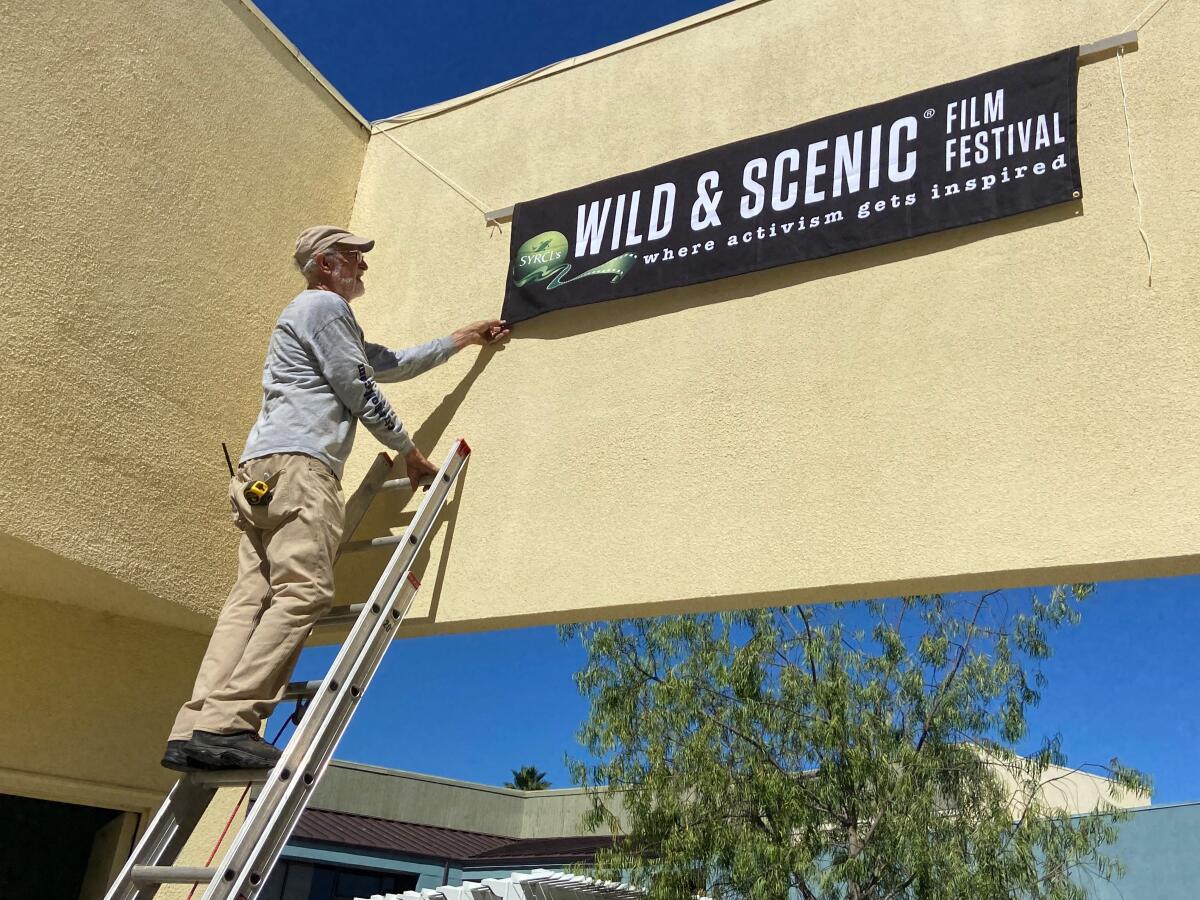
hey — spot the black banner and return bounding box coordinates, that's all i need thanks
[502,48,1080,325]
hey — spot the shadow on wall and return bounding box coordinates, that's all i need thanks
[409,460,470,625]
[510,200,1082,340]
[329,462,469,625]
[402,347,497,610]
[329,348,499,617]
[331,200,1088,629]
[411,344,505,451]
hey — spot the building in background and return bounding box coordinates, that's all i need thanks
[262,763,617,900]
[2,0,1197,896]
[1,0,369,895]
[253,762,1197,900]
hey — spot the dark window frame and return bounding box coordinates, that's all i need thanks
[259,858,419,900]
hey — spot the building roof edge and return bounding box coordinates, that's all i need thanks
[326,759,595,798]
[371,0,775,129]
[235,0,370,130]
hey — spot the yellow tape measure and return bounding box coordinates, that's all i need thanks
[244,471,279,506]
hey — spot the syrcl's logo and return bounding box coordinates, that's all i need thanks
[513,231,569,286]
[519,236,566,266]
[512,229,636,292]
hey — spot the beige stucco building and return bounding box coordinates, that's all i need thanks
[1,0,1195,896]
[1,1,369,895]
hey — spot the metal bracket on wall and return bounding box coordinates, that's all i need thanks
[1079,30,1139,64]
[484,204,516,225]
[480,30,1139,225]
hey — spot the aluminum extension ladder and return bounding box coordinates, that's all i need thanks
[103,438,472,900]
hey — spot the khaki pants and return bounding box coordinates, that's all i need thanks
[169,453,344,740]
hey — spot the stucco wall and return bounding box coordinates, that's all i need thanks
[0,590,205,808]
[0,589,256,897]
[307,759,1122,840]
[993,758,1148,816]
[1077,802,1200,900]
[341,0,1199,631]
[0,0,368,628]
[311,763,526,837]
[310,762,623,838]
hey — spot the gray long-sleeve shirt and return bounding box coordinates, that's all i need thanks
[240,289,455,479]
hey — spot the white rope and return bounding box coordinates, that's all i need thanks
[370,0,778,130]
[371,126,505,232]
[377,56,579,130]
[1122,0,1174,31]
[362,0,1175,241]
[1115,48,1152,287]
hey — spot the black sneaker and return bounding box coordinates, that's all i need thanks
[183,730,282,770]
[161,739,215,772]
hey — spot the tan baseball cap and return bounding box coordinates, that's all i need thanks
[294,225,375,268]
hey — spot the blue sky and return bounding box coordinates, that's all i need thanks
[253,0,730,121]
[271,577,1200,804]
[256,1,1199,804]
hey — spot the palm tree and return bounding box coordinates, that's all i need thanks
[505,765,550,791]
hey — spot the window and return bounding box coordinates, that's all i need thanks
[259,860,418,900]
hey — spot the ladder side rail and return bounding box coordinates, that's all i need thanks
[102,781,217,900]
[203,443,466,898]
[209,556,424,895]
[282,439,467,776]
[209,573,424,900]
[201,440,470,898]
[104,444,460,900]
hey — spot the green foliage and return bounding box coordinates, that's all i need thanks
[561,587,1150,900]
[506,765,551,791]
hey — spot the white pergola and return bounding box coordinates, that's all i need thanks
[358,869,714,900]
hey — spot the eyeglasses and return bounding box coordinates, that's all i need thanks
[327,247,363,265]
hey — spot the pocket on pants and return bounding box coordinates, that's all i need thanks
[297,458,345,547]
[304,456,342,491]
[232,454,298,529]
[228,477,248,530]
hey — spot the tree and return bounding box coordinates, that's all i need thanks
[506,765,551,791]
[562,587,1150,900]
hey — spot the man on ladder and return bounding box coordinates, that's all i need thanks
[163,225,507,772]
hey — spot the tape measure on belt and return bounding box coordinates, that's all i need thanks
[244,470,280,506]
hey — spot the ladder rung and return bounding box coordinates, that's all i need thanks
[131,866,217,885]
[317,603,366,628]
[187,768,272,787]
[340,534,409,554]
[283,679,322,700]
[379,473,435,491]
